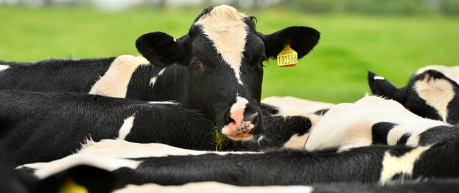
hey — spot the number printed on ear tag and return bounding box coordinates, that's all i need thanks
[277,44,298,67]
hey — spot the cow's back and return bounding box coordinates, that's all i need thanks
[0,57,114,93]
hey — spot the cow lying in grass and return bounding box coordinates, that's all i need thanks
[304,95,457,151]
[0,5,321,141]
[21,137,459,189]
[368,69,459,124]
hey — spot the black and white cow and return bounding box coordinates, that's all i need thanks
[305,96,459,151]
[304,96,459,151]
[368,69,459,124]
[0,5,320,140]
[261,96,335,116]
[0,90,314,165]
[22,137,459,188]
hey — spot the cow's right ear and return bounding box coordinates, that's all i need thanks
[136,32,190,67]
[368,71,399,98]
[37,165,114,193]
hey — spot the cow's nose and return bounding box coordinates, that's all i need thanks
[243,112,260,134]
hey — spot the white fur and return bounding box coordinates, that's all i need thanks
[114,182,313,193]
[305,96,447,151]
[195,5,247,85]
[379,145,432,184]
[19,139,259,178]
[0,64,10,71]
[89,55,149,98]
[118,115,135,140]
[262,96,335,116]
[149,68,166,87]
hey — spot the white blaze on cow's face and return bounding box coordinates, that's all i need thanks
[195,5,247,85]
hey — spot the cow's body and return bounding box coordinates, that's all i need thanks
[0,57,115,93]
[261,96,334,115]
[23,137,459,188]
[304,96,456,151]
[368,69,459,124]
[0,89,314,165]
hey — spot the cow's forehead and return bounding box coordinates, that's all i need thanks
[194,5,248,85]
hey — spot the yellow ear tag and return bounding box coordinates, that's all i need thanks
[58,178,88,193]
[277,44,298,67]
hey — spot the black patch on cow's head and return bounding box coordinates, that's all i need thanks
[368,70,399,99]
[396,133,412,145]
[136,5,320,140]
[372,122,397,145]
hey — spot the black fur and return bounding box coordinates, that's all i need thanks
[371,122,396,144]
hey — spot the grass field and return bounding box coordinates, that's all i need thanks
[1,6,458,103]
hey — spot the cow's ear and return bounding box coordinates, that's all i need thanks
[368,71,399,98]
[37,165,114,193]
[261,26,320,59]
[136,32,190,67]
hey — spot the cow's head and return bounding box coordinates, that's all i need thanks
[136,5,320,140]
[368,70,459,124]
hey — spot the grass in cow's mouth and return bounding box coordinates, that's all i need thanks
[210,122,226,151]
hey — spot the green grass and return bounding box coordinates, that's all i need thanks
[1,6,459,103]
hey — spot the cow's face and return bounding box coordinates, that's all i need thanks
[368,70,459,124]
[136,5,320,140]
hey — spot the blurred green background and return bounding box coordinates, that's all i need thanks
[0,0,458,104]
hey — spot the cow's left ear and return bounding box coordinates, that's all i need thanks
[136,32,190,67]
[260,26,320,59]
[37,165,114,193]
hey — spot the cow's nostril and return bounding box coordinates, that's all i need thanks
[245,112,258,123]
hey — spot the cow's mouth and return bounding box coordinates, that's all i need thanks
[222,114,258,141]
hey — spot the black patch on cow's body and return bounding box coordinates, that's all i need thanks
[396,133,411,145]
[260,103,279,115]
[371,122,397,145]
[418,125,459,146]
[314,108,329,116]
[0,57,114,93]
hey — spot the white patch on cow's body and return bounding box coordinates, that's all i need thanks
[20,139,259,179]
[23,154,141,179]
[305,96,447,151]
[118,115,135,140]
[0,64,10,72]
[379,145,432,184]
[149,68,166,87]
[374,76,385,80]
[114,182,314,193]
[283,133,310,149]
[414,75,455,122]
[148,101,179,105]
[262,96,335,116]
[89,55,149,98]
[195,5,247,85]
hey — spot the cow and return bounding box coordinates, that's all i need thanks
[0,89,315,165]
[304,95,459,151]
[415,65,459,83]
[21,137,459,188]
[368,69,459,124]
[0,5,321,140]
